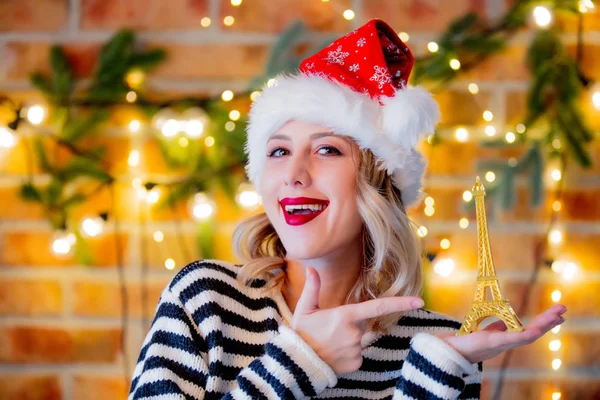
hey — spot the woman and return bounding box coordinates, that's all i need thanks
[129,19,566,400]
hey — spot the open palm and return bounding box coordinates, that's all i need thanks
[438,304,567,364]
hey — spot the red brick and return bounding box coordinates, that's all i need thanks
[81,0,209,30]
[0,375,61,400]
[461,45,530,81]
[0,0,68,32]
[0,326,121,363]
[436,90,493,126]
[0,280,62,316]
[72,375,128,400]
[219,0,351,33]
[362,0,486,33]
[0,232,129,267]
[72,280,167,318]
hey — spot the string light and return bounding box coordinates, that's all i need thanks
[516,123,526,133]
[223,16,235,26]
[178,137,189,147]
[440,238,451,250]
[81,216,104,238]
[225,121,236,132]
[153,230,164,242]
[552,392,562,400]
[485,125,497,137]
[533,6,553,27]
[26,104,46,125]
[434,258,455,277]
[552,325,561,334]
[161,119,180,137]
[0,127,17,149]
[549,229,563,245]
[449,58,461,70]
[552,200,562,212]
[126,69,145,89]
[131,178,142,189]
[165,258,176,270]
[424,196,435,207]
[236,183,262,209]
[468,83,479,94]
[189,192,216,220]
[417,226,428,237]
[129,119,141,133]
[455,128,469,142]
[551,358,562,370]
[505,131,516,143]
[398,32,410,42]
[343,9,355,20]
[483,110,493,121]
[250,91,261,101]
[201,17,212,28]
[551,169,562,182]
[551,289,562,302]
[229,110,241,121]
[427,42,439,53]
[549,339,562,352]
[51,231,76,258]
[147,187,161,204]
[485,171,496,182]
[221,90,234,102]
[462,190,473,202]
[579,0,595,12]
[424,206,435,216]
[231,0,242,6]
[552,139,561,149]
[508,158,517,167]
[459,217,469,229]
[126,91,137,103]
[128,149,140,167]
[593,89,600,110]
[183,107,209,139]
[561,262,578,281]
[204,136,215,147]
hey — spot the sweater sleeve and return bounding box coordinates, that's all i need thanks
[392,333,482,400]
[128,287,337,400]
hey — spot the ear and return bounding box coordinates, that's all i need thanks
[379,85,441,148]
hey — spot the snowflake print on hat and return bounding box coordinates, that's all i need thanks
[349,63,360,72]
[357,37,366,47]
[370,65,392,90]
[323,45,350,66]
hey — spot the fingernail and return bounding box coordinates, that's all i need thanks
[412,299,424,308]
[559,306,567,315]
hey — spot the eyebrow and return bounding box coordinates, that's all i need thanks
[267,131,349,143]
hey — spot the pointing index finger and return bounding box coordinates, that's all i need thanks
[344,297,424,322]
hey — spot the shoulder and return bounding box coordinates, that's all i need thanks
[396,308,462,333]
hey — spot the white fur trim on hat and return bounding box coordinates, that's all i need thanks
[245,72,440,208]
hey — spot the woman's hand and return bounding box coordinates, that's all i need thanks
[438,304,567,364]
[291,267,424,376]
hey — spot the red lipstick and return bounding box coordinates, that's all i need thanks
[280,197,329,226]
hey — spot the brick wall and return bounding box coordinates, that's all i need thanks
[1,0,599,399]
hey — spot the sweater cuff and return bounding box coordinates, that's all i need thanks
[410,332,479,377]
[273,325,338,392]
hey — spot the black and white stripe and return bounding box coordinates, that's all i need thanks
[129,260,482,399]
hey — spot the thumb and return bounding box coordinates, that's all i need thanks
[294,267,321,316]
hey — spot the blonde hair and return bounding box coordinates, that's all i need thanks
[233,147,424,334]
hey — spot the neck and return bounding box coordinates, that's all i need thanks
[281,241,363,314]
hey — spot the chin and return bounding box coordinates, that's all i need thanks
[279,235,329,260]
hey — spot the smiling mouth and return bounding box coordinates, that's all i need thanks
[284,204,328,215]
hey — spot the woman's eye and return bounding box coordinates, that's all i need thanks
[268,147,288,157]
[317,146,342,156]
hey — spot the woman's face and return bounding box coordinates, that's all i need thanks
[260,120,363,260]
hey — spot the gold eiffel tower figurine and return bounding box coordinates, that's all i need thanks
[457,176,523,336]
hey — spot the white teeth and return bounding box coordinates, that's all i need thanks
[284,204,326,212]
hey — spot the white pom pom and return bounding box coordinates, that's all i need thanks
[380,85,441,148]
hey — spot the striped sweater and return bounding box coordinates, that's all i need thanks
[129,260,482,399]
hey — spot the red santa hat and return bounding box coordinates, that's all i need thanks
[245,19,440,207]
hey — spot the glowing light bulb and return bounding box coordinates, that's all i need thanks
[417,226,428,237]
[165,258,176,270]
[126,69,145,89]
[204,136,215,147]
[552,139,561,149]
[147,187,161,204]
[593,90,600,110]
[551,260,566,273]
[161,119,180,137]
[483,110,493,121]
[250,91,261,101]
[178,137,189,147]
[236,183,262,209]
[229,110,241,121]
[51,230,76,258]
[551,169,562,182]
[549,339,561,351]
[551,358,562,370]
[427,42,439,53]
[189,192,216,220]
[516,123,526,133]
[225,121,236,132]
[0,127,17,149]
[222,90,234,101]
[552,392,562,400]
[129,119,141,133]
[552,325,561,334]
[533,6,553,27]
[485,125,497,137]
[449,58,461,70]
[398,32,410,42]
[508,158,517,167]
[463,190,473,202]
[551,290,562,303]
[434,258,455,277]
[153,230,164,242]
[128,149,140,167]
[26,105,46,125]
[343,9,355,20]
[485,171,496,182]
[561,262,578,281]
[440,238,451,250]
[424,206,435,216]
[459,217,469,229]
[182,107,209,139]
[231,0,242,5]
[126,91,137,103]
[468,83,479,94]
[455,128,469,142]
[552,200,562,212]
[223,16,235,26]
[201,17,212,27]
[424,196,435,207]
[549,229,563,245]
[579,0,595,12]
[505,131,516,143]
[81,216,104,238]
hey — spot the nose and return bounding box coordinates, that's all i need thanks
[283,152,311,188]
